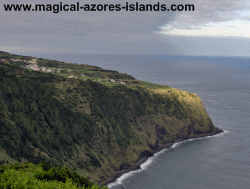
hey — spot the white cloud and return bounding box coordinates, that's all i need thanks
[157,0,250,38]
[158,19,250,38]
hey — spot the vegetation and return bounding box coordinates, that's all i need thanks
[0,162,108,189]
[0,51,222,185]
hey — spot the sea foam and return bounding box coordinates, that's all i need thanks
[108,129,227,188]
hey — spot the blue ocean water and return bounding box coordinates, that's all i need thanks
[24,53,250,189]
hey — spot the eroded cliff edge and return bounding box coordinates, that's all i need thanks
[0,52,223,185]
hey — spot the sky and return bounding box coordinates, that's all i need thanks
[0,0,250,57]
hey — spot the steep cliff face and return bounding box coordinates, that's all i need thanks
[0,54,222,184]
[81,86,222,184]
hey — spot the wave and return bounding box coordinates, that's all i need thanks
[107,129,228,188]
[140,147,171,170]
[107,169,142,188]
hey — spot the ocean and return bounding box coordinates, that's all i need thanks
[23,53,250,189]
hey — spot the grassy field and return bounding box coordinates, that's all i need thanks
[0,50,172,90]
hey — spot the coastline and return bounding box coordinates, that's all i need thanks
[101,128,224,187]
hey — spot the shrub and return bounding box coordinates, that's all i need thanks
[0,162,109,189]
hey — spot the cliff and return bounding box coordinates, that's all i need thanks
[0,51,222,184]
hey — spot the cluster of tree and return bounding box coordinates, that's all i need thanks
[0,67,94,166]
[0,162,108,188]
[0,63,190,164]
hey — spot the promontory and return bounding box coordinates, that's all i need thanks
[0,51,223,186]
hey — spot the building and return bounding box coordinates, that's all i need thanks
[11,58,21,62]
[28,59,37,64]
[29,62,38,70]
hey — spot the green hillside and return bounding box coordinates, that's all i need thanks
[0,51,222,185]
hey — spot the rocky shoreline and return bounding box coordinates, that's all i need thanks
[101,128,223,187]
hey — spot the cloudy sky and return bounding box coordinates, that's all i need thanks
[0,0,250,56]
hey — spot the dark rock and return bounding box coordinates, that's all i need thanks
[120,163,130,170]
[140,150,153,158]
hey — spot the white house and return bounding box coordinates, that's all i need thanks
[28,59,37,64]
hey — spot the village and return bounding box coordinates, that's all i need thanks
[0,58,58,73]
[0,57,127,85]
